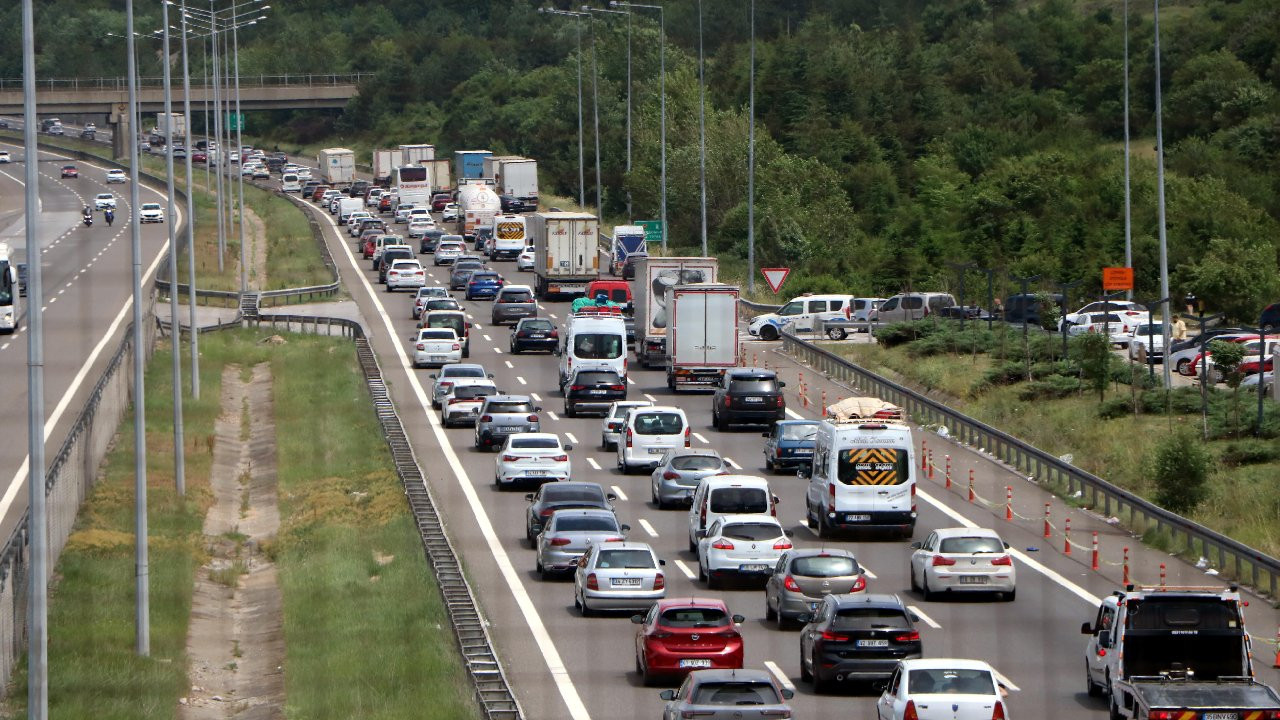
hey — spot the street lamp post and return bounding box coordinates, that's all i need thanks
[1122,0,1133,301]
[747,0,755,294]
[177,0,201,400]
[697,0,707,256]
[540,8,588,209]
[1154,0,1173,389]
[160,0,187,497]
[611,1,665,250]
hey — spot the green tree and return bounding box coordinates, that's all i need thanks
[1151,429,1211,514]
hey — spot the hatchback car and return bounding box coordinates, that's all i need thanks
[658,669,794,719]
[419,228,446,254]
[712,368,786,430]
[491,285,537,325]
[450,260,485,291]
[94,193,117,210]
[0,151,10,163]
[429,363,492,408]
[474,395,541,450]
[434,240,465,266]
[573,541,665,615]
[535,509,629,578]
[510,317,558,354]
[696,514,792,589]
[440,380,498,428]
[465,270,505,300]
[494,432,572,488]
[563,367,627,418]
[60,164,78,178]
[442,203,461,222]
[599,400,654,451]
[764,549,866,628]
[650,449,727,509]
[106,169,127,183]
[633,599,746,685]
[139,203,165,223]
[762,420,819,473]
[875,659,1009,720]
[798,593,924,693]
[525,482,617,542]
[909,527,1016,601]
[516,246,536,271]
[412,286,451,320]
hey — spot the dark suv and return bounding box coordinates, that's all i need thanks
[712,368,786,430]
[798,593,923,693]
[563,367,627,417]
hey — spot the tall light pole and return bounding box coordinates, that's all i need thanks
[1154,0,1172,389]
[584,7,603,219]
[21,0,48,713]
[540,8,588,209]
[209,11,226,272]
[1122,0,1133,301]
[231,18,248,294]
[587,6,632,219]
[160,0,187,497]
[177,0,201,400]
[613,0,666,250]
[697,0,707,255]
[747,0,756,294]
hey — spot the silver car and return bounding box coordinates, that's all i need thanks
[535,509,629,578]
[440,380,498,428]
[474,395,541,451]
[659,669,794,720]
[525,482,617,542]
[429,363,492,409]
[764,548,866,628]
[491,284,537,326]
[412,286,451,319]
[573,541,666,615]
[599,400,653,451]
[909,527,1017,601]
[650,449,727,509]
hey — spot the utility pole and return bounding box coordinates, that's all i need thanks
[180,0,201,400]
[209,13,226,272]
[232,19,248,294]
[612,1,666,249]
[161,0,187,496]
[1122,0,1133,301]
[1154,0,1173,389]
[697,0,707,256]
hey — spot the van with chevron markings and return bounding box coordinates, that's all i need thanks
[801,397,916,539]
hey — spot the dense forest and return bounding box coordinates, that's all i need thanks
[6,0,1280,317]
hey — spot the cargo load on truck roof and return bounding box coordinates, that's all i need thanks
[824,397,904,422]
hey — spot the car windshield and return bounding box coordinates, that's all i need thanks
[719,522,780,541]
[792,555,859,578]
[443,367,485,378]
[832,608,911,630]
[660,607,730,628]
[419,330,455,340]
[907,669,995,695]
[731,378,777,393]
[596,550,654,569]
[709,488,769,514]
[634,413,683,435]
[554,516,618,532]
[671,455,722,471]
[690,682,780,706]
[487,401,532,414]
[573,333,624,360]
[543,487,604,503]
[837,448,909,486]
[938,537,1004,554]
[511,437,559,449]
[779,423,818,441]
[521,319,554,331]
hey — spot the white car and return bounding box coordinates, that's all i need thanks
[909,527,1016,601]
[105,169,127,183]
[328,195,343,214]
[1128,323,1167,362]
[393,204,418,224]
[434,240,465,265]
[407,220,433,239]
[1065,312,1135,347]
[696,514,791,589]
[94,193,117,210]
[875,658,1011,720]
[408,208,433,224]
[429,362,492,408]
[410,328,463,368]
[365,188,384,207]
[138,203,165,223]
[516,246,536,271]
[385,259,426,292]
[346,212,373,236]
[572,541,665,615]
[615,406,690,474]
[440,379,499,427]
[1061,300,1148,331]
[494,432,572,487]
[412,286,451,319]
[599,400,653,451]
[0,151,9,163]
[295,167,312,181]
[442,203,461,222]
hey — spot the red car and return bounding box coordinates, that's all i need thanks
[431,192,452,211]
[379,194,394,212]
[311,185,332,203]
[192,150,207,163]
[60,164,78,178]
[633,597,744,685]
[362,236,379,259]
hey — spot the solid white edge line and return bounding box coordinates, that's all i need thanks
[610,484,627,501]
[318,206,593,720]
[638,518,659,538]
[673,559,696,580]
[906,604,941,629]
[763,660,795,691]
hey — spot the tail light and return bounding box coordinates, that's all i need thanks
[776,396,784,408]
[551,329,559,338]
[480,415,492,422]
[569,385,585,392]
[610,385,625,391]
[773,539,793,550]
[527,414,539,422]
[724,396,732,408]
[553,455,568,462]
[783,575,801,592]
[903,700,919,720]
[416,343,425,351]
[626,429,634,448]
[992,701,1006,720]
[540,509,555,518]
[893,630,920,643]
[549,537,572,546]
[440,381,454,390]
[653,573,665,590]
[684,427,691,448]
[447,397,468,405]
[819,630,849,642]
[451,344,461,351]
[828,484,836,514]
[851,575,867,592]
[932,555,956,566]
[502,455,522,462]
[711,539,735,550]
[586,573,598,590]
[991,555,1013,566]
[602,536,625,542]
[663,471,680,480]
[608,422,622,431]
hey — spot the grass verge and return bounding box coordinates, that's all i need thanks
[6,330,477,719]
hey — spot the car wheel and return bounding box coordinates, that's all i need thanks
[1004,588,1017,602]
[1086,662,1104,698]
[810,653,829,692]
[760,324,779,341]
[714,410,728,432]
[922,573,936,602]
[799,650,813,683]
[601,434,610,451]
[764,597,777,622]
[764,455,774,472]
[1176,358,1190,374]
[827,327,847,341]
[564,402,575,418]
[817,512,831,539]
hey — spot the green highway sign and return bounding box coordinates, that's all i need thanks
[225,113,245,131]
[636,219,663,244]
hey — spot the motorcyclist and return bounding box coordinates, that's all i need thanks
[104,208,114,226]
[82,205,93,226]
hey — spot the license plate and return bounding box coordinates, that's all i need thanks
[588,390,606,395]
[648,448,666,454]
[1203,714,1238,720]
[499,426,521,432]
[857,639,889,648]
[525,470,549,476]
[744,397,765,403]
[959,575,989,584]
[739,564,770,573]
[530,333,546,338]
[795,450,813,455]
[679,659,712,669]
[845,514,872,522]
[611,578,642,587]
[429,355,447,362]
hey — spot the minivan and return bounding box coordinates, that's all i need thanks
[557,313,628,392]
[616,406,690,474]
[687,475,779,551]
[281,173,301,193]
[748,294,854,341]
[802,412,916,539]
[870,292,957,324]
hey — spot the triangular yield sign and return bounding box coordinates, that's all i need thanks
[761,267,790,294]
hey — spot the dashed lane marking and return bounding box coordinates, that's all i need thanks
[673,560,696,580]
[610,485,627,501]
[643,393,657,402]
[692,432,709,444]
[517,376,527,385]
[907,605,941,629]
[531,393,542,402]
[784,408,804,420]
[587,458,602,471]
[505,360,514,369]
[638,519,659,537]
[547,411,560,421]
[763,661,795,692]
[565,432,578,445]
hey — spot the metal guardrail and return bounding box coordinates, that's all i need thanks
[0,73,374,91]
[779,330,1280,599]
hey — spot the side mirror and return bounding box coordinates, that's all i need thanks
[466,322,473,329]
[658,690,675,701]
[773,495,781,504]
[620,524,631,533]
[795,613,812,624]
[732,614,746,624]
[909,541,923,550]
[910,613,921,623]
[429,374,438,379]
[488,373,495,378]
[534,406,543,412]
[525,493,535,501]
[1004,541,1011,549]
[778,381,787,388]
[1080,622,1094,635]
[659,559,667,566]
[630,614,645,624]
[781,689,795,700]
[606,493,617,501]
[564,444,574,452]
[761,432,771,438]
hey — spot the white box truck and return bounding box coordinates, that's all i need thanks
[372,149,398,185]
[665,283,740,390]
[428,159,452,193]
[157,112,186,140]
[633,257,719,368]
[528,212,600,300]
[317,147,355,186]
[498,158,539,210]
[398,143,435,165]
[483,154,522,180]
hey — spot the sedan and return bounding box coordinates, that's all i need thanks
[105,169,127,183]
[440,380,498,428]
[494,432,572,488]
[535,509,629,578]
[875,659,1010,720]
[442,203,461,222]
[573,541,665,615]
[94,193,117,210]
[429,363,492,408]
[909,527,1016,601]
[192,151,207,164]
[410,328,462,368]
[764,549,866,628]
[633,599,746,685]
[650,448,726,509]
[525,482,617,543]
[139,203,165,223]
[60,164,78,178]
[465,270,505,300]
[491,284,537,326]
[509,317,558,354]
[431,192,452,211]
[658,669,794,720]
[762,420,819,473]
[407,220,433,239]
[697,515,792,590]
[419,228,445,254]
[516,246,536,271]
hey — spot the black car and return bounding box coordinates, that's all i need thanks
[499,194,526,213]
[449,260,485,290]
[621,252,648,280]
[419,228,445,254]
[378,247,415,283]
[563,367,627,417]
[798,593,923,693]
[1260,302,1279,333]
[712,367,786,430]
[524,482,617,542]
[349,179,371,198]
[510,318,558,354]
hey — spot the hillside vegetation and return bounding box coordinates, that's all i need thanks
[7,0,1279,318]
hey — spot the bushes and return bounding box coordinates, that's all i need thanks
[1017,374,1082,400]
[1220,439,1280,466]
[1151,430,1212,513]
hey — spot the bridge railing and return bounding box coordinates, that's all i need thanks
[0,73,374,91]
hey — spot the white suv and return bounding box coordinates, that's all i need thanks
[94,193,117,210]
[616,406,689,474]
[139,203,165,223]
[385,259,426,292]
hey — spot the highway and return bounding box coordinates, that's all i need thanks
[0,138,173,544]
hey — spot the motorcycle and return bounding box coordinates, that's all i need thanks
[82,214,93,227]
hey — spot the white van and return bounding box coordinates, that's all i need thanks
[281,173,301,193]
[686,475,779,551]
[490,214,527,260]
[802,403,916,538]
[557,311,628,391]
[338,197,364,225]
[748,294,855,341]
[616,406,689,474]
